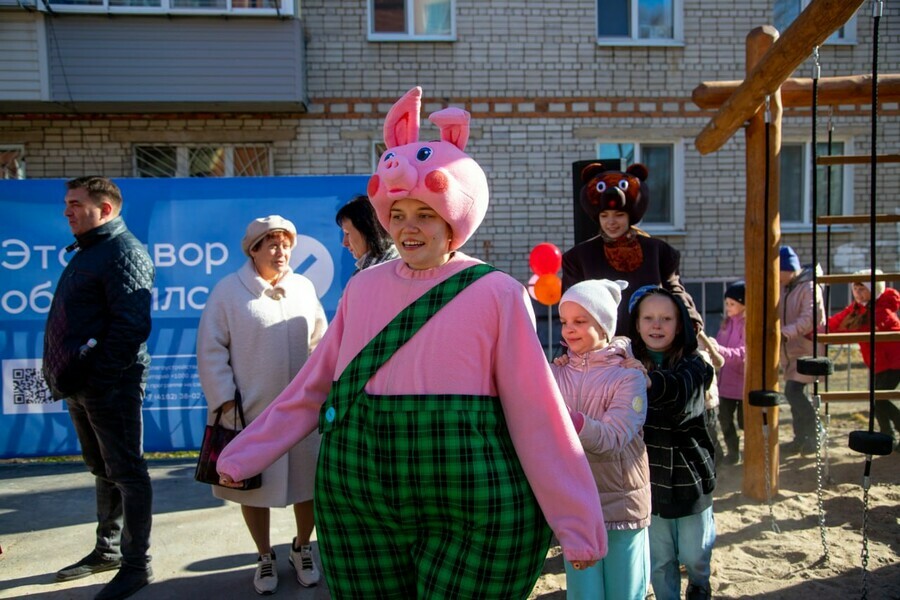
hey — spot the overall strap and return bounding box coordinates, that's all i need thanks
[320,263,496,431]
[342,263,495,394]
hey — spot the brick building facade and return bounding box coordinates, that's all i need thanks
[2,0,897,294]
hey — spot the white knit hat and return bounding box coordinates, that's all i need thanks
[560,279,628,341]
[853,268,885,298]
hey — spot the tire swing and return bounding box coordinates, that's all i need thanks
[845,3,893,597]
[746,94,782,535]
[795,46,833,565]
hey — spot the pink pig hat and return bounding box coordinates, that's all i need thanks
[367,87,489,251]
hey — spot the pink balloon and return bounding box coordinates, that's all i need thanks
[529,243,562,275]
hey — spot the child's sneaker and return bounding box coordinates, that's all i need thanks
[254,552,278,595]
[289,539,320,587]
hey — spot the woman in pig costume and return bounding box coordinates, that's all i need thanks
[218,87,606,598]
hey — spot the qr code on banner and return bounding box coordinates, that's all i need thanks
[2,359,66,415]
[12,367,53,405]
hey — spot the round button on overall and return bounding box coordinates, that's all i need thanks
[325,407,336,422]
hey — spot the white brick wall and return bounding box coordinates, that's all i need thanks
[3,0,898,285]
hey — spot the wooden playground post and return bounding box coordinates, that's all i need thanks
[742,26,783,500]
[690,0,892,502]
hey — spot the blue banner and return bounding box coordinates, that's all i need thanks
[0,176,368,458]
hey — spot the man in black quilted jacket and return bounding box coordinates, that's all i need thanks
[43,176,155,600]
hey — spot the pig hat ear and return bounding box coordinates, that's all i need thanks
[429,107,470,151]
[383,86,421,148]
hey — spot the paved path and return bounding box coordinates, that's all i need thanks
[0,459,330,599]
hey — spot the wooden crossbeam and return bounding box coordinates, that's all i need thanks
[693,74,900,109]
[818,332,900,344]
[817,154,900,165]
[817,214,900,225]
[694,0,867,155]
[818,273,900,284]
[820,390,900,402]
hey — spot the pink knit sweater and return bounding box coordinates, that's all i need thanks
[218,252,607,562]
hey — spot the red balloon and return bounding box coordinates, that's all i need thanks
[529,243,562,275]
[534,274,562,306]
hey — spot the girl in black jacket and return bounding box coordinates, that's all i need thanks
[626,286,715,600]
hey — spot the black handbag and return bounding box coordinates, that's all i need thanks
[194,390,262,490]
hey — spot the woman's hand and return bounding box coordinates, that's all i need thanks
[570,560,597,570]
[217,474,246,489]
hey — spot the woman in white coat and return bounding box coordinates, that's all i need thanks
[197,215,327,595]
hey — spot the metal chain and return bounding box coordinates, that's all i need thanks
[812,46,821,80]
[823,410,833,484]
[813,395,829,562]
[762,409,780,533]
[860,461,873,600]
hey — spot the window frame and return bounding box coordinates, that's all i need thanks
[132,143,273,178]
[779,138,854,231]
[595,0,684,47]
[0,145,26,180]
[595,139,685,234]
[773,0,857,45]
[38,0,293,17]
[368,0,457,42]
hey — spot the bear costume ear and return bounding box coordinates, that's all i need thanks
[581,162,607,184]
[626,163,648,182]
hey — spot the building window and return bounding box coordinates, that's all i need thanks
[134,145,272,178]
[779,141,852,227]
[372,142,388,173]
[773,0,857,44]
[42,0,292,16]
[0,147,26,179]
[596,0,683,45]
[369,0,455,41]
[597,141,683,230]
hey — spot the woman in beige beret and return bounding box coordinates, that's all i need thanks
[197,215,328,595]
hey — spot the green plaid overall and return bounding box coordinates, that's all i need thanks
[314,264,552,599]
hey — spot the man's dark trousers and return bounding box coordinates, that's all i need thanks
[66,383,152,569]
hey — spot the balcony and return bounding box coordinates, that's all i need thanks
[0,9,307,114]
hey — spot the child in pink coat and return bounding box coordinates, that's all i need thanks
[551,279,650,600]
[714,281,746,465]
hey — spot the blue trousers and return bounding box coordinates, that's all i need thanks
[564,528,649,600]
[66,383,152,569]
[649,508,715,600]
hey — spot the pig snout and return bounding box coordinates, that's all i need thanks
[378,153,419,198]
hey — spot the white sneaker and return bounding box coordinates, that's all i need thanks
[254,552,278,595]
[289,540,320,587]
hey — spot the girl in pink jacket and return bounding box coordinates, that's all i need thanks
[551,279,650,600]
[715,281,746,465]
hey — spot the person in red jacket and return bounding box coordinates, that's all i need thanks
[827,269,900,451]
